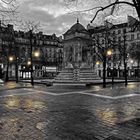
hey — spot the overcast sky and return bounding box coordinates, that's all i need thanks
[16,0,137,36]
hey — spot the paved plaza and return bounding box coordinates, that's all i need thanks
[1,82,140,140]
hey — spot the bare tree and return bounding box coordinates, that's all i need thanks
[0,0,19,82]
[20,21,40,86]
[107,32,119,85]
[0,24,15,82]
[92,22,116,87]
[118,32,128,86]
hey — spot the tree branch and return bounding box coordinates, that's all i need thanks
[67,6,102,14]
[91,1,135,23]
[94,50,103,61]
[20,20,41,33]
[1,0,14,4]
[110,0,119,15]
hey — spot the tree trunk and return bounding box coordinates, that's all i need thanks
[103,56,106,88]
[5,61,9,82]
[137,59,140,69]
[15,44,18,83]
[137,59,140,77]
[13,33,18,83]
[112,56,114,85]
[112,69,114,85]
[15,60,18,83]
[123,33,127,86]
[124,60,127,86]
[30,30,34,86]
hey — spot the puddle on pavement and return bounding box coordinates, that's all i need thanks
[95,101,139,126]
[96,108,118,125]
[5,82,19,89]
[4,96,47,112]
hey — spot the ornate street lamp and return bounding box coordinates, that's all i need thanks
[9,56,14,62]
[96,61,100,65]
[107,49,114,85]
[130,59,134,64]
[33,50,40,58]
[5,55,14,82]
[27,60,31,66]
[107,49,112,56]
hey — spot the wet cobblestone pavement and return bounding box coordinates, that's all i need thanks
[1,83,140,139]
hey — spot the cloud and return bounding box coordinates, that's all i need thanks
[17,0,73,35]
[31,5,68,18]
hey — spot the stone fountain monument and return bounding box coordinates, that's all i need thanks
[55,19,101,84]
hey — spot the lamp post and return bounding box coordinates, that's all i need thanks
[29,38,40,85]
[96,60,101,77]
[29,29,41,86]
[27,59,32,80]
[27,60,31,66]
[5,55,14,82]
[29,30,34,86]
[14,43,19,83]
[130,59,134,77]
[11,29,19,83]
[107,49,114,85]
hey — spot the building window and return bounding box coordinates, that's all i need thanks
[131,34,134,40]
[118,36,121,42]
[137,33,140,39]
[123,28,126,33]
[131,42,135,47]
[118,30,121,34]
[126,35,130,40]
[102,39,104,44]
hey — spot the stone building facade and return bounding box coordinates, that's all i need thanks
[0,23,63,79]
[88,16,140,78]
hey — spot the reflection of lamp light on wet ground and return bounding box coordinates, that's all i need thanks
[96,109,117,126]
[5,96,20,109]
[5,82,17,89]
[25,99,46,110]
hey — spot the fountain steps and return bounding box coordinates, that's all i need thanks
[55,67,101,83]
